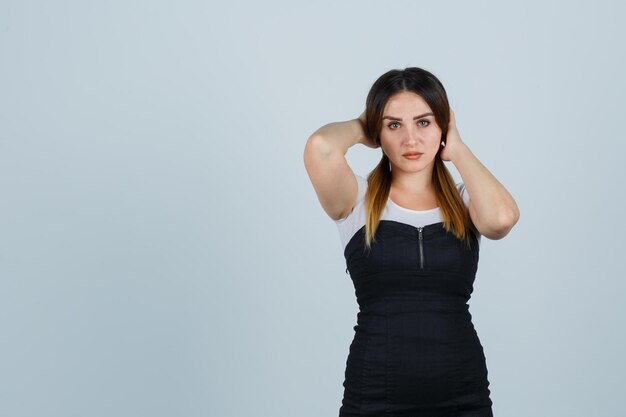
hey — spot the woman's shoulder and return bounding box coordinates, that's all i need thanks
[455,182,470,209]
[334,173,368,224]
[355,173,368,196]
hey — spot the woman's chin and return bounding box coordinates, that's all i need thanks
[391,160,435,174]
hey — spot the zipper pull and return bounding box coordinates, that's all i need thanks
[417,227,424,269]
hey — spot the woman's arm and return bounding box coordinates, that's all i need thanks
[303,113,378,220]
[441,108,520,240]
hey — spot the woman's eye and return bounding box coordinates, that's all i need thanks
[418,120,430,127]
[388,122,400,129]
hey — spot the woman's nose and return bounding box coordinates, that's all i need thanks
[403,126,421,144]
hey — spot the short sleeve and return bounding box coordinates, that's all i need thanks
[456,182,481,244]
[334,173,368,224]
[456,182,471,209]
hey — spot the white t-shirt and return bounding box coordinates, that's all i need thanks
[334,174,481,251]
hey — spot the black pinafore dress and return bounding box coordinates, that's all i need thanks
[339,220,493,417]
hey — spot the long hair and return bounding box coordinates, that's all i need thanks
[362,67,474,249]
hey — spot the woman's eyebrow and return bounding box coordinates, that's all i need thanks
[382,112,433,121]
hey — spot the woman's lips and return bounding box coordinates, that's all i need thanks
[403,152,423,159]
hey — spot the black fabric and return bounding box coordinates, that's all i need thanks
[339,220,493,417]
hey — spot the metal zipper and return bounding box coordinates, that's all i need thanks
[417,227,424,269]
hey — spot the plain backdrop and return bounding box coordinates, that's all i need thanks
[1,1,625,416]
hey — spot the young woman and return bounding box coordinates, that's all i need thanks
[303,67,519,416]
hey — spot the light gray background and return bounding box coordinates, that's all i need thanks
[1,1,624,416]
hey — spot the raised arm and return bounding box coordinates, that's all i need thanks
[441,108,521,240]
[303,113,378,220]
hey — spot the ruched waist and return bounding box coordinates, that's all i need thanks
[357,296,470,316]
[352,270,474,308]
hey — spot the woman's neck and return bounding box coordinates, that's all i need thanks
[390,169,434,196]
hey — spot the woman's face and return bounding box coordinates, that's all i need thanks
[379,91,442,175]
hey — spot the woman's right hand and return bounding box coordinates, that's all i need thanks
[357,111,379,149]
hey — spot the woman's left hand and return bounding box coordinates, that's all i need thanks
[440,107,466,162]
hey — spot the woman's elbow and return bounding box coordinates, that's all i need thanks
[486,208,520,240]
